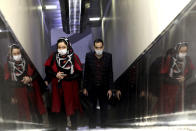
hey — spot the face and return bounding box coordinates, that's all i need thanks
[94,42,104,50]
[58,42,67,50]
[179,46,188,54]
[12,48,21,56]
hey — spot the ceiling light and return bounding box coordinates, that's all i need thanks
[45,5,58,10]
[38,5,42,10]
[89,17,101,21]
[0,29,9,32]
[85,3,90,8]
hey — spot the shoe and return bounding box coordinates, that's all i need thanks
[67,119,72,127]
[70,126,77,130]
[89,123,96,129]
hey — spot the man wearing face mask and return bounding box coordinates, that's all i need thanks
[83,38,121,128]
[160,42,194,113]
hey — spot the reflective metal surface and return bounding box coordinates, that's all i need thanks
[0,10,49,130]
[2,0,196,131]
[112,0,196,127]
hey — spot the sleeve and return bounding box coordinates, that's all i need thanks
[4,63,23,88]
[3,63,15,99]
[31,73,38,81]
[0,66,4,82]
[160,56,171,74]
[73,54,82,71]
[83,53,90,90]
[108,54,114,90]
[160,56,178,84]
[44,75,52,83]
[185,57,194,80]
[45,53,57,78]
[64,70,82,81]
[4,63,10,81]
[27,64,38,81]
[45,53,55,67]
[45,66,57,78]
[188,57,194,70]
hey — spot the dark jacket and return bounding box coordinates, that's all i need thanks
[84,51,113,91]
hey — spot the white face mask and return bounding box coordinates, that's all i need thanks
[95,49,103,56]
[13,54,22,61]
[178,53,187,59]
[58,49,67,55]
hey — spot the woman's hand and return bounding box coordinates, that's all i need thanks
[11,97,18,104]
[45,81,49,86]
[176,76,185,83]
[56,72,67,80]
[21,76,32,84]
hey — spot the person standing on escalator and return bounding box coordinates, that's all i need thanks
[4,44,47,121]
[45,37,82,129]
[160,42,194,113]
[83,38,121,128]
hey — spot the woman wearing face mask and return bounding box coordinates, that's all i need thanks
[4,44,46,121]
[159,42,194,113]
[45,37,82,129]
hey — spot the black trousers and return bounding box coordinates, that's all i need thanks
[88,85,108,127]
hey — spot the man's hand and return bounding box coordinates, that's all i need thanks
[107,90,112,100]
[45,81,49,86]
[116,90,121,100]
[83,88,88,96]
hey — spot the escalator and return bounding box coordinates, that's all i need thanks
[1,0,196,131]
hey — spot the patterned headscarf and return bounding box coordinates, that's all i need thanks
[169,42,188,78]
[8,44,26,81]
[174,42,188,53]
[56,37,75,74]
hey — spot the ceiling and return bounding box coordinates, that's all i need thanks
[42,0,110,33]
[42,0,62,30]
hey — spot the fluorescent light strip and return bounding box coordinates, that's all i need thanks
[45,5,57,10]
[89,17,101,21]
[68,0,81,34]
[134,110,196,120]
[0,29,9,32]
[16,129,44,131]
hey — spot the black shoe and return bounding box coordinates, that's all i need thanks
[100,121,106,128]
[70,126,77,130]
[89,123,96,129]
[100,124,106,128]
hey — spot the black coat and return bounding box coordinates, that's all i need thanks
[83,52,113,91]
